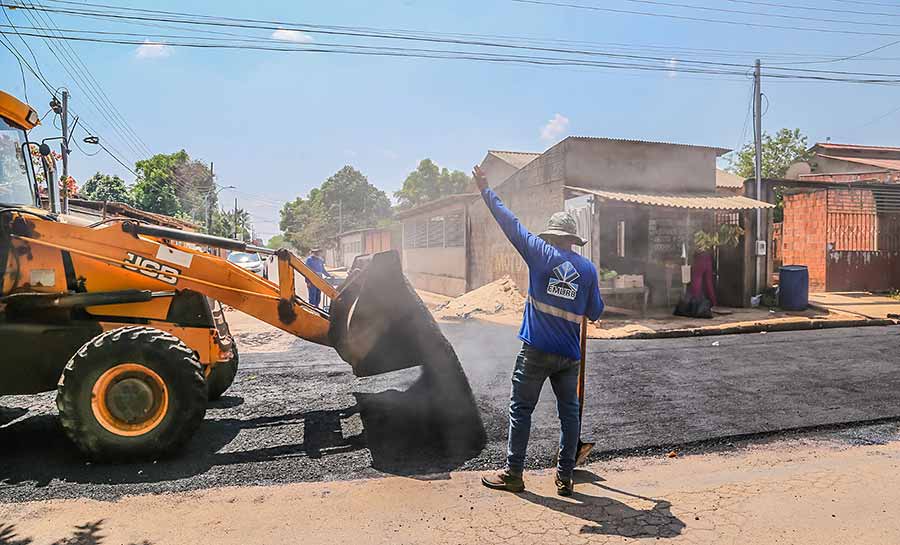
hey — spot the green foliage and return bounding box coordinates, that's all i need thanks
[279,165,391,253]
[217,207,252,241]
[732,128,813,180]
[80,172,131,204]
[394,159,471,209]
[132,151,187,216]
[694,224,745,253]
[266,234,291,250]
[131,151,216,225]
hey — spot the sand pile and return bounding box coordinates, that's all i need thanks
[434,276,525,320]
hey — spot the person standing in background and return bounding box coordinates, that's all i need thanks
[305,248,332,308]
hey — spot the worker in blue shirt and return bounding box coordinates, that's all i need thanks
[304,248,332,308]
[474,166,604,497]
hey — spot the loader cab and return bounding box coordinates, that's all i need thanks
[0,90,41,209]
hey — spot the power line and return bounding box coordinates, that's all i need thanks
[24,2,148,161]
[511,0,900,39]
[612,0,900,29]
[726,0,900,18]
[14,5,143,162]
[8,27,900,85]
[30,0,152,156]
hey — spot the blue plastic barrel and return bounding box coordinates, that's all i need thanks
[779,265,809,311]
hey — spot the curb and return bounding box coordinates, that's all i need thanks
[603,317,898,340]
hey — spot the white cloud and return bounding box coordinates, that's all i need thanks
[540,113,570,142]
[666,58,678,78]
[135,41,172,59]
[271,29,314,43]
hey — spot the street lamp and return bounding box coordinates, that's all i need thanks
[206,184,236,232]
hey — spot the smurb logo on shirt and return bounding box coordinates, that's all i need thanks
[547,261,579,300]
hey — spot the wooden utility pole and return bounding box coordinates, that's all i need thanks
[234,197,239,240]
[753,59,764,295]
[206,162,214,232]
[60,90,69,214]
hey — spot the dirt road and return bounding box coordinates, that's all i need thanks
[3,436,899,544]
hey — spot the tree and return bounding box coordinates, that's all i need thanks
[80,172,131,204]
[279,165,391,252]
[394,159,471,209]
[132,151,186,216]
[218,207,253,242]
[131,150,217,225]
[732,128,812,179]
[266,234,294,250]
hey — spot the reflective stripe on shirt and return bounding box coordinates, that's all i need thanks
[526,295,584,325]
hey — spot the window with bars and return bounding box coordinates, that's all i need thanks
[445,212,465,247]
[404,211,465,249]
[428,216,445,248]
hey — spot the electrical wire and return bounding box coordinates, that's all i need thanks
[15,6,142,162]
[30,0,152,156]
[726,0,900,18]
[611,0,900,30]
[510,0,900,39]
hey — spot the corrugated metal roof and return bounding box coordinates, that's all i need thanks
[563,136,731,156]
[814,142,900,153]
[817,154,900,171]
[716,168,745,189]
[487,150,541,169]
[566,186,774,210]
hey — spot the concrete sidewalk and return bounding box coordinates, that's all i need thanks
[810,291,900,320]
[4,438,900,544]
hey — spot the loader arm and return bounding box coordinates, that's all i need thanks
[8,212,337,346]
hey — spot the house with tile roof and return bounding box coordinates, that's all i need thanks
[795,142,900,183]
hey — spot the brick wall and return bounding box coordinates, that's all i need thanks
[468,145,566,292]
[781,190,827,291]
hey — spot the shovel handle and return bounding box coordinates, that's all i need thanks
[577,317,587,420]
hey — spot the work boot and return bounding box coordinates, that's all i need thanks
[555,472,574,497]
[481,468,525,492]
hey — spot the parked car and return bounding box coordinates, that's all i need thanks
[227,251,267,278]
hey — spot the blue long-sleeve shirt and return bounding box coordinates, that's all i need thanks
[304,255,331,287]
[482,187,603,360]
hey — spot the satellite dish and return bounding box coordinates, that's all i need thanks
[785,162,812,180]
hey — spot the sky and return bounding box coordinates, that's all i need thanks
[5,0,900,240]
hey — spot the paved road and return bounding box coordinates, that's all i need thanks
[2,324,900,502]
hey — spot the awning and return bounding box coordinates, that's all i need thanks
[565,186,774,210]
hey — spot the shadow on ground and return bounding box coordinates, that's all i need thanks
[0,520,154,545]
[0,364,486,490]
[519,471,685,539]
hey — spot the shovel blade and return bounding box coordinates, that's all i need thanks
[328,250,444,377]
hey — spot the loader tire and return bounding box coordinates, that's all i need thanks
[57,326,207,461]
[207,343,239,401]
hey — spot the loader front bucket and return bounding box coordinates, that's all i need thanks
[328,250,448,377]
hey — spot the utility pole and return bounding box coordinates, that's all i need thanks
[234,197,239,240]
[753,59,764,295]
[206,162,214,232]
[60,90,69,214]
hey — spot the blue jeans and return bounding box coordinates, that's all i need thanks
[307,284,321,308]
[507,343,581,479]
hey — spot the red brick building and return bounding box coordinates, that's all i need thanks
[780,184,900,292]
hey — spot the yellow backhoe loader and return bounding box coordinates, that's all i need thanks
[0,90,479,461]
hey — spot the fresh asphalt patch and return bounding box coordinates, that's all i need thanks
[2,323,900,502]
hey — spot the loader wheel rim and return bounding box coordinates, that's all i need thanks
[91,363,169,437]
